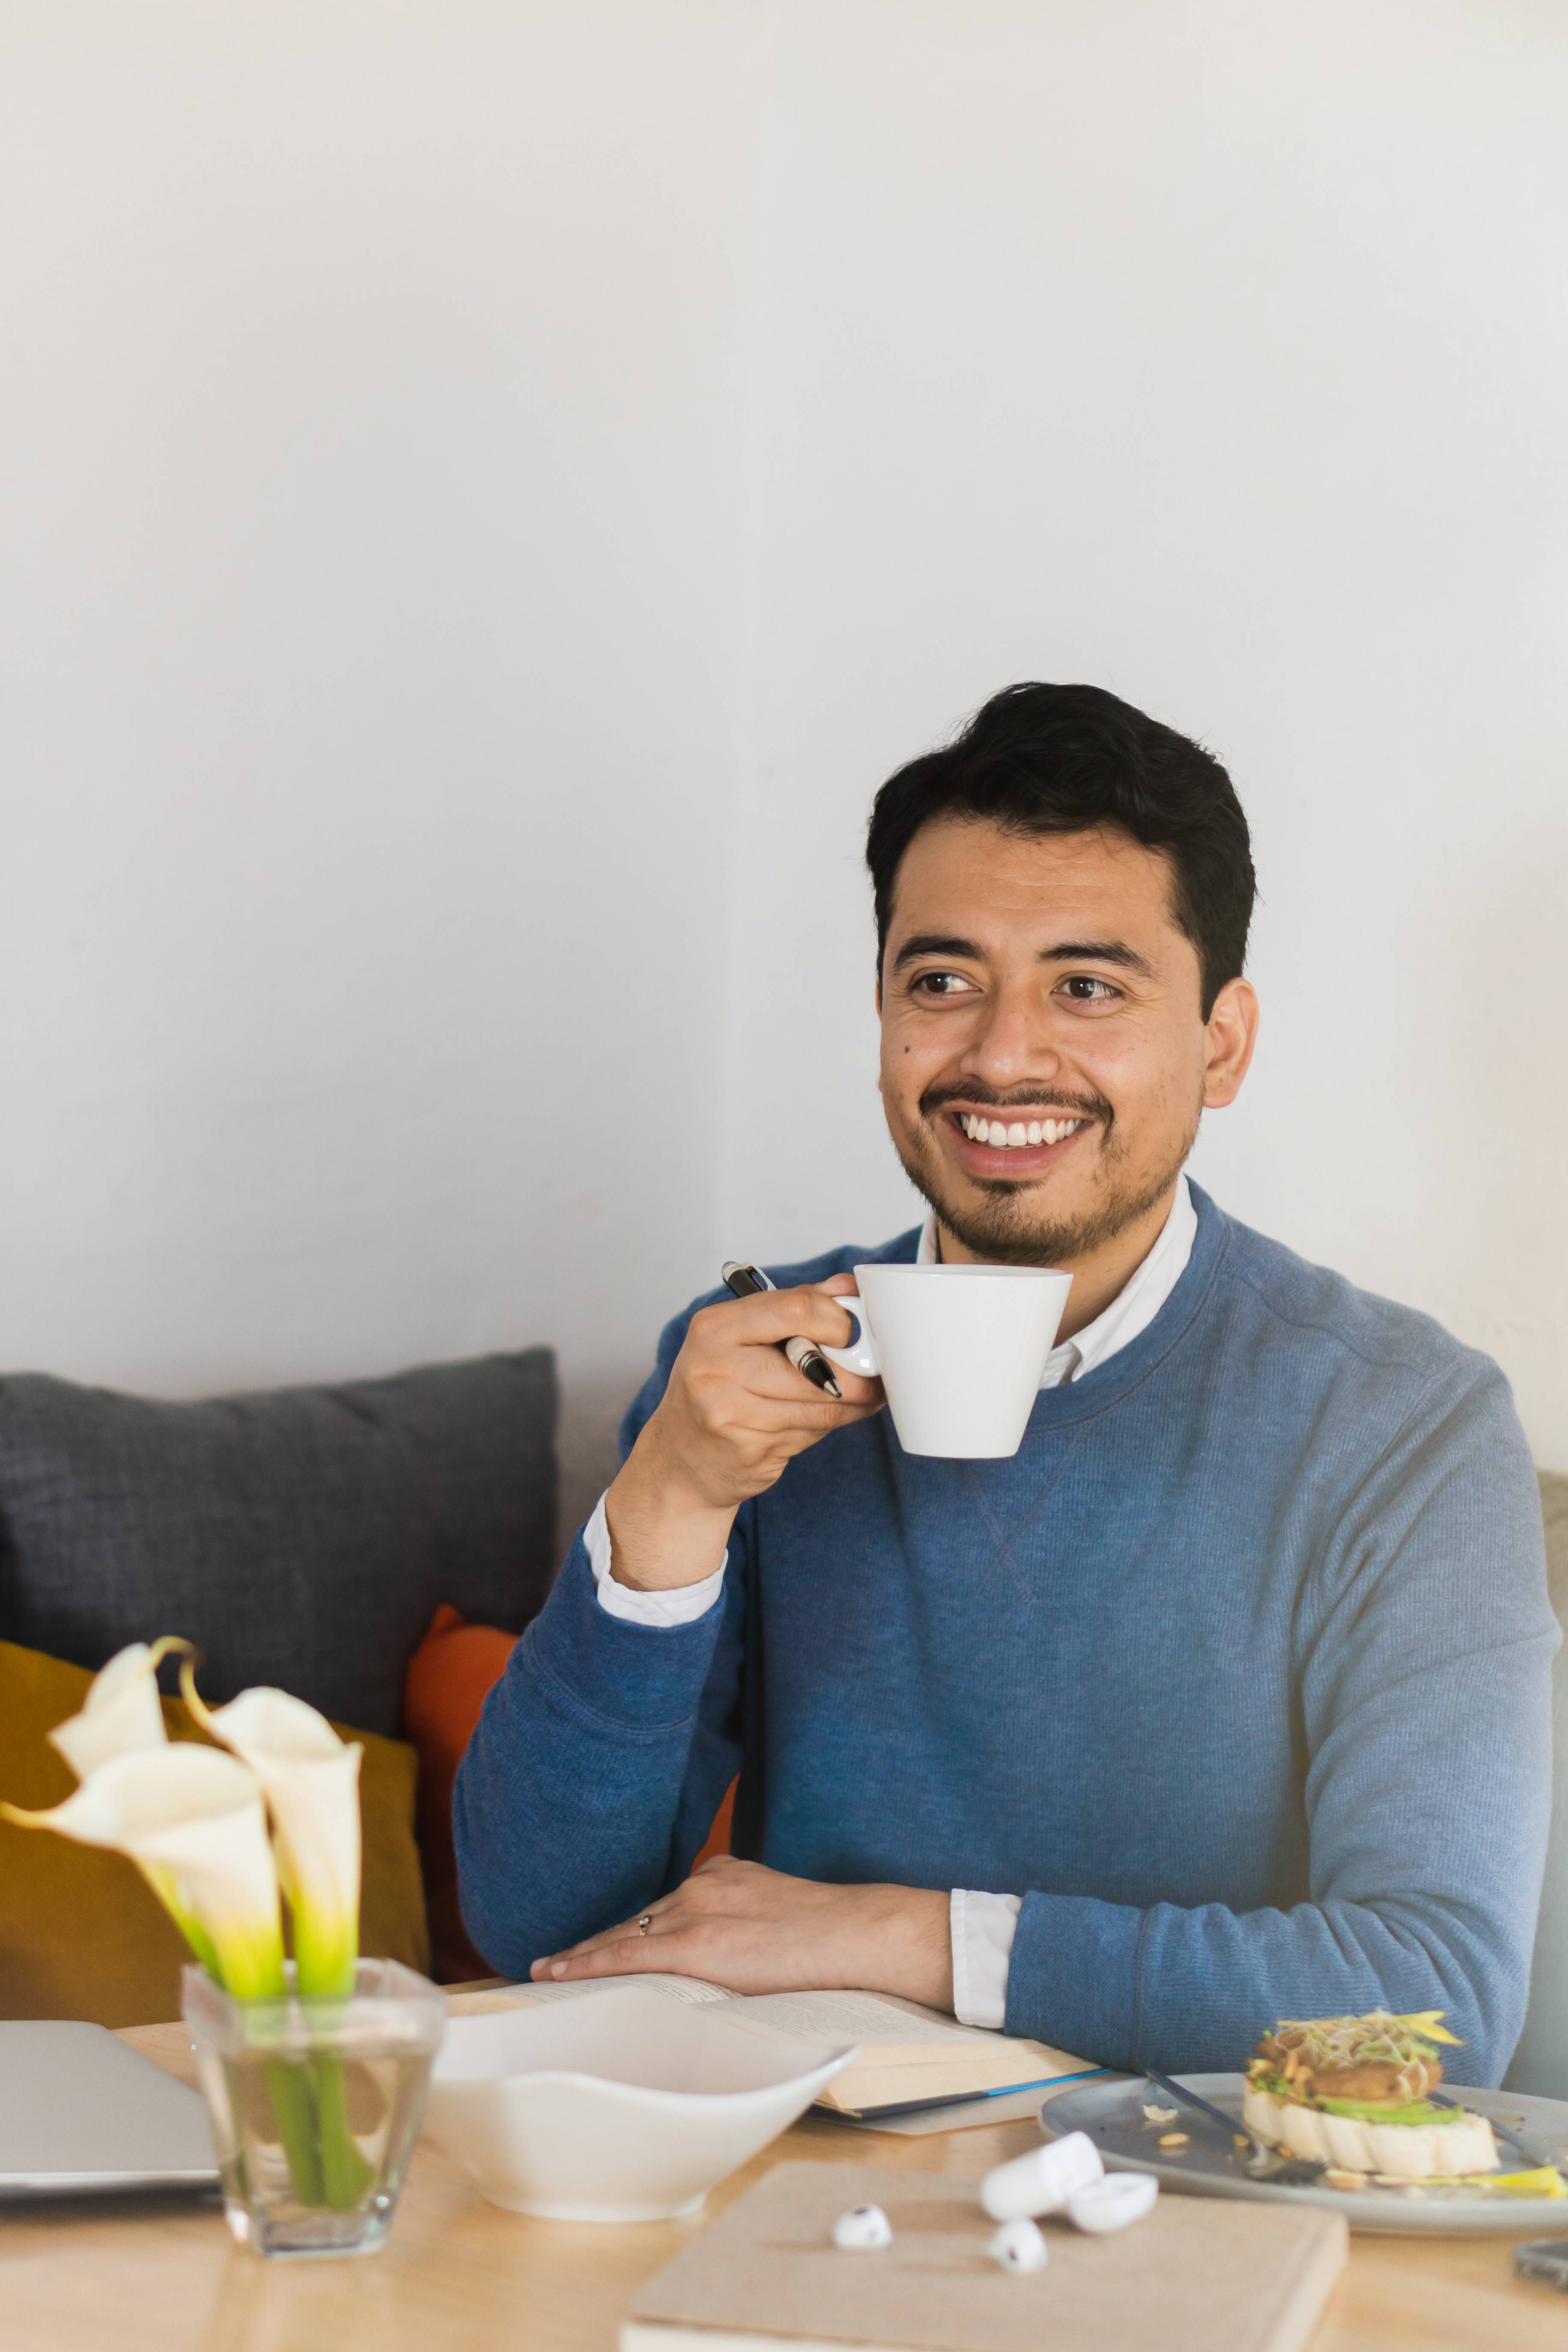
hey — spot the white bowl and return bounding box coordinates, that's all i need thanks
[421,1986,855,2221]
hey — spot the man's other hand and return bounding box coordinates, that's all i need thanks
[604,1275,884,1592]
[529,1856,954,2011]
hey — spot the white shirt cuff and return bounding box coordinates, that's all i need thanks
[949,1888,1023,2029]
[585,1491,728,1626]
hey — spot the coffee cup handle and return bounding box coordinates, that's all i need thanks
[817,1288,880,1381]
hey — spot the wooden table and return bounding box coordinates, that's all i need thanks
[2,1994,1562,2352]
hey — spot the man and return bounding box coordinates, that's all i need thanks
[456,683,1556,2080]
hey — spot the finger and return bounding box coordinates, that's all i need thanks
[532,1899,679,1972]
[711,1391,884,1440]
[723,1349,883,1413]
[701,1286,860,1350]
[541,1929,708,1984]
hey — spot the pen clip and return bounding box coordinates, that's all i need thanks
[721,1260,776,1295]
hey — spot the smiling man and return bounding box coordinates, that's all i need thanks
[455,683,1556,2081]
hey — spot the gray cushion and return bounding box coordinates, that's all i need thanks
[1506,1469,1568,2096]
[0,1350,557,1738]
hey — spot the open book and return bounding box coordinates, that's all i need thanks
[498,1974,1098,2117]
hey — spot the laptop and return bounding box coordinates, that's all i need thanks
[0,2020,219,2197]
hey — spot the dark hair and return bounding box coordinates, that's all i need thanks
[866,682,1255,1018]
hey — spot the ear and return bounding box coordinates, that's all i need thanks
[1202,977,1259,1108]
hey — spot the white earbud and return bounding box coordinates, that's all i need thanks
[988,2217,1049,2274]
[833,2203,893,2251]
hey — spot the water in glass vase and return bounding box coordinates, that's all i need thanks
[183,1959,447,2259]
[205,2045,434,2254]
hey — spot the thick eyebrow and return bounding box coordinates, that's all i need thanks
[890,932,1155,979]
[889,932,983,973]
[1039,938,1155,979]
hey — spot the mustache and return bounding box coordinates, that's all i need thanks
[919,1080,1114,1129]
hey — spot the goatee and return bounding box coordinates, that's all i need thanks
[890,1084,1199,1267]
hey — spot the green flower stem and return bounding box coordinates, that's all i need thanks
[265,2061,326,2206]
[313,2056,375,2209]
[263,2060,374,2201]
[260,2054,373,2212]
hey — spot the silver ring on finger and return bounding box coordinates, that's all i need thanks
[637,1914,653,1937]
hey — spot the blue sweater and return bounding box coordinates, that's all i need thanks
[455,1185,1558,2083]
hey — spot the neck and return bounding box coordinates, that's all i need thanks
[936,1178,1180,1340]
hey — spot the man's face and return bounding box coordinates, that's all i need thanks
[877,816,1250,1266]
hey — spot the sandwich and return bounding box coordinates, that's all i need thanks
[1243,2010,1497,2179]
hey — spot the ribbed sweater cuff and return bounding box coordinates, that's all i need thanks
[1006,1889,1143,2068]
[524,1537,726,1733]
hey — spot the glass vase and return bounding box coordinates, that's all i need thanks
[183,1958,447,2258]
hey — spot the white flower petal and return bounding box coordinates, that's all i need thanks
[184,1677,361,1995]
[201,1686,344,1762]
[1,1745,285,1997]
[48,1640,174,1780]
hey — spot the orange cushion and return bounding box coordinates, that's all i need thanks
[697,1779,736,1864]
[403,1603,519,1981]
[402,1605,738,1980]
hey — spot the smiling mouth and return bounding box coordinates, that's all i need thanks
[954,1112,1089,1152]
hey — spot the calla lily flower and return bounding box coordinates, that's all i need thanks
[181,1668,361,1998]
[0,1745,286,1998]
[46,1636,190,1780]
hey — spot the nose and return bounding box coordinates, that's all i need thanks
[958,978,1062,1092]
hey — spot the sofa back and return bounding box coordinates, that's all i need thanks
[0,1349,559,1737]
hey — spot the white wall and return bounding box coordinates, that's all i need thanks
[721,0,1568,1469]
[0,0,767,1521]
[1,0,1564,1516]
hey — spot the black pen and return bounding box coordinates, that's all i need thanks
[720,1260,843,1400]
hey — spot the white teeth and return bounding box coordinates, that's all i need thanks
[961,1113,1087,1148]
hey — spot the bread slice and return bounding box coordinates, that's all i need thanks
[1242,2081,1497,2179]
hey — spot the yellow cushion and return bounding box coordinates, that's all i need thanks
[0,1640,431,2027]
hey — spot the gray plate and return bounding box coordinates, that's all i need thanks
[1043,2072,1568,2236]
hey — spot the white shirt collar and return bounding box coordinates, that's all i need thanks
[914,1173,1196,1388]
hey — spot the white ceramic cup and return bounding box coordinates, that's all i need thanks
[819,1262,1072,1459]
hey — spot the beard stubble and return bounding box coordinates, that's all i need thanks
[889,1081,1202,1267]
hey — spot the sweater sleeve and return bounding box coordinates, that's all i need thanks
[1002,1359,1559,2085]
[452,1299,748,1977]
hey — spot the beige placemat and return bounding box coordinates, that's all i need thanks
[625,2161,1347,2352]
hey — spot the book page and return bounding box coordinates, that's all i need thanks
[698,1991,1089,2109]
[502,1972,735,2010]
[482,1974,1087,2110]
[495,1980,1001,2042]
[717,1989,1017,2048]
